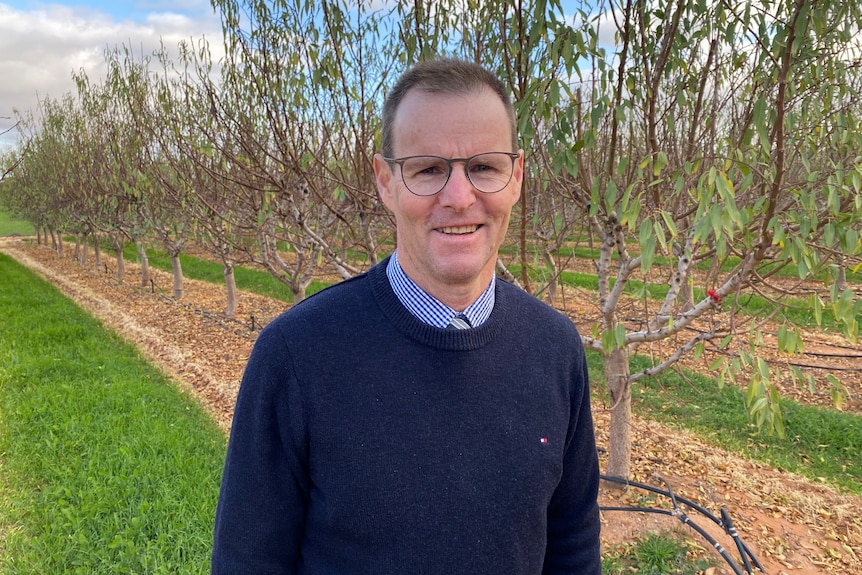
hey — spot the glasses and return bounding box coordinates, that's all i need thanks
[384,152,520,196]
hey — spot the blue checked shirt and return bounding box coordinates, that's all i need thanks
[386,251,495,329]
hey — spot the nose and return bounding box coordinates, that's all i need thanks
[438,161,476,211]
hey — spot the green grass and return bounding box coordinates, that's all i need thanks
[585,349,862,495]
[0,212,35,236]
[507,234,860,284]
[102,241,330,303]
[602,531,714,575]
[94,237,851,329]
[0,253,226,574]
[515,262,846,330]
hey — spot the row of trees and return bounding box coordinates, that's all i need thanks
[2,0,861,478]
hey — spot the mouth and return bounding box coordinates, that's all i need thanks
[437,225,480,235]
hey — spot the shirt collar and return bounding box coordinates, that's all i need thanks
[386,251,495,329]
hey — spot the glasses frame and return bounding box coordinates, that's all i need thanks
[384,151,520,197]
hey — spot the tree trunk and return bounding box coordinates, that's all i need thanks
[224,263,237,318]
[291,274,314,304]
[836,253,848,292]
[112,236,125,283]
[73,236,81,261]
[364,221,379,265]
[137,243,150,288]
[679,279,694,313]
[543,247,558,304]
[519,174,532,293]
[80,235,89,266]
[57,232,64,257]
[170,252,185,299]
[606,346,632,481]
[292,287,305,304]
[93,235,102,271]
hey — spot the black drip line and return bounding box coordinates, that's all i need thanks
[600,474,767,575]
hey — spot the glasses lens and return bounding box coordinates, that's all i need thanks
[466,153,515,194]
[400,156,450,196]
[396,153,516,196]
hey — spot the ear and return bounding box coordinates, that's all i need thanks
[510,149,524,205]
[373,153,397,211]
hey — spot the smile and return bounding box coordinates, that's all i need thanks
[438,225,479,235]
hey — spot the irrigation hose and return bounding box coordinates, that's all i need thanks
[600,474,765,574]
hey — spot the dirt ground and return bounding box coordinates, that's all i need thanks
[2,236,860,575]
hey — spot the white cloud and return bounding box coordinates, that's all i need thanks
[0,1,222,150]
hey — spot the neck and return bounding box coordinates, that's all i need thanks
[399,261,493,312]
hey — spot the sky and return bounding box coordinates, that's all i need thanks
[0,0,223,150]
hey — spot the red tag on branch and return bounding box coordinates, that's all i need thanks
[707,289,721,303]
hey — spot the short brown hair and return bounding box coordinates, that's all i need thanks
[380,58,518,157]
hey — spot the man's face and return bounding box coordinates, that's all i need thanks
[374,88,523,307]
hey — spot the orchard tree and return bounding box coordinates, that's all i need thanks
[9,96,85,257]
[73,65,159,286]
[211,0,396,300]
[153,40,254,315]
[545,0,862,479]
[106,46,196,299]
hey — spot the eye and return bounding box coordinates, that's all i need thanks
[418,164,445,175]
[404,157,448,178]
[401,156,449,180]
[468,154,507,175]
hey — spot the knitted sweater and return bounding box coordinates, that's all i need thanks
[212,258,601,574]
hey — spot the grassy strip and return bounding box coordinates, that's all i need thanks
[0,253,226,574]
[107,242,330,303]
[97,237,849,328]
[584,350,862,495]
[512,264,846,330]
[0,212,35,237]
[504,239,861,284]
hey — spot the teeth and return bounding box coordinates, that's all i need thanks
[439,225,478,235]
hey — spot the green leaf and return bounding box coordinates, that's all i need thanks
[826,374,845,410]
[653,220,668,254]
[639,220,655,273]
[605,180,618,210]
[777,325,802,355]
[659,210,678,238]
[833,288,855,322]
[755,356,770,381]
[614,322,627,349]
[844,228,859,254]
[549,80,560,107]
[601,328,616,353]
[654,151,668,177]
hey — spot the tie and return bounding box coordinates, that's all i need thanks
[447,313,471,330]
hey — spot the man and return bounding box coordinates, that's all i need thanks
[212,58,601,574]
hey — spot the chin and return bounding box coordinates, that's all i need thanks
[434,259,491,285]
